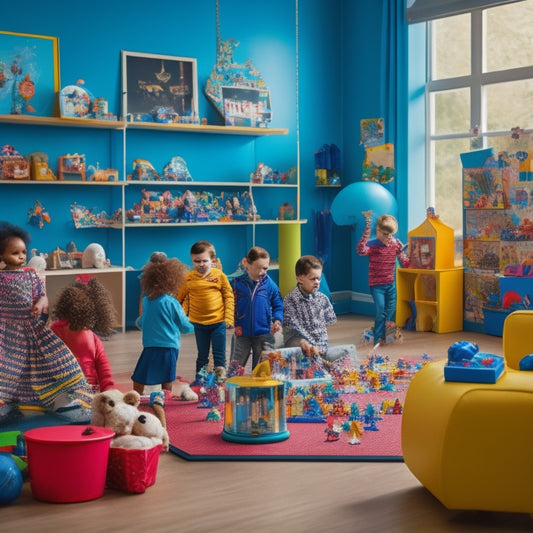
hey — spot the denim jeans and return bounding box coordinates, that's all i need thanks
[369,283,396,342]
[193,321,226,372]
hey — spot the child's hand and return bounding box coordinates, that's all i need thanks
[226,323,234,330]
[31,295,49,316]
[362,210,373,222]
[271,320,281,334]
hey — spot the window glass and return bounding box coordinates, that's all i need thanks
[431,88,470,135]
[432,13,470,80]
[433,138,471,235]
[485,2,533,73]
[485,78,533,131]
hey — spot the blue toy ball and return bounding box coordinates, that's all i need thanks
[330,181,398,229]
[0,452,23,505]
[519,354,533,370]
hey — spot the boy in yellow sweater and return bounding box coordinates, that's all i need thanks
[177,240,234,379]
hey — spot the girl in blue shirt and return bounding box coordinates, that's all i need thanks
[132,257,193,395]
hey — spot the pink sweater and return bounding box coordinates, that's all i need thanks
[356,222,410,286]
[51,320,115,392]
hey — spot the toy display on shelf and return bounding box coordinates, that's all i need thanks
[127,156,194,182]
[27,151,55,180]
[70,202,122,228]
[462,129,533,333]
[250,162,295,184]
[125,188,258,224]
[86,163,119,182]
[279,201,295,220]
[314,143,341,186]
[0,144,30,179]
[205,37,269,124]
[57,153,86,181]
[162,156,192,181]
[59,79,118,121]
[45,242,84,270]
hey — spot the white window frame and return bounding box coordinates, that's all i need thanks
[425,8,533,210]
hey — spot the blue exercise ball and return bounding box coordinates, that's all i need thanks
[330,181,398,229]
[0,453,23,504]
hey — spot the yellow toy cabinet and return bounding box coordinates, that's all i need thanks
[396,208,463,333]
[408,207,455,270]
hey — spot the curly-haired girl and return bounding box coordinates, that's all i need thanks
[51,278,117,393]
[132,257,194,395]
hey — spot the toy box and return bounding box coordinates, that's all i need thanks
[106,444,162,493]
[444,354,505,384]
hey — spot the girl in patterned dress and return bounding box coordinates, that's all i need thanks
[0,221,93,422]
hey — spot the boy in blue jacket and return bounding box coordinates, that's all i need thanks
[231,246,283,370]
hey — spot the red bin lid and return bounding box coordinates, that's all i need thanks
[24,425,115,444]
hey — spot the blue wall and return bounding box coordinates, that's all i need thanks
[1,0,423,321]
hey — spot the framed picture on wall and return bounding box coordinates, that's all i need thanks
[121,50,199,124]
[0,31,60,117]
[221,86,271,128]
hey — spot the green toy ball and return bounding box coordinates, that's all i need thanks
[0,452,23,504]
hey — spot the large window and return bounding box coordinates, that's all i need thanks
[427,1,533,238]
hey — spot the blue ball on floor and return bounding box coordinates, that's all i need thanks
[0,452,23,504]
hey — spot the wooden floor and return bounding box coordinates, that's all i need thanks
[4,314,533,532]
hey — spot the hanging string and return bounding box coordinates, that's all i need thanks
[295,0,300,219]
[216,0,221,55]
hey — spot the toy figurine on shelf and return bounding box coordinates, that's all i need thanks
[28,152,55,180]
[314,143,342,186]
[57,153,86,181]
[162,156,193,181]
[128,159,160,181]
[279,202,295,220]
[0,145,30,180]
[87,163,119,182]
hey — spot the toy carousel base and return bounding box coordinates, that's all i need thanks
[221,429,290,444]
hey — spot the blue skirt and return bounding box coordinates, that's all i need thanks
[131,347,179,385]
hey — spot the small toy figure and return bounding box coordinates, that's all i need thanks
[348,419,364,445]
[206,406,221,422]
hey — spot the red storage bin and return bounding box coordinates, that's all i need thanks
[106,444,162,493]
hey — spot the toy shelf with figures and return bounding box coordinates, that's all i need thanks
[396,267,464,333]
[0,113,299,327]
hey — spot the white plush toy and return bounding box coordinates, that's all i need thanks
[91,389,169,451]
[172,380,199,401]
[113,411,169,451]
[82,243,107,268]
[91,389,140,438]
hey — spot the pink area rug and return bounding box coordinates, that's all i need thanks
[164,390,407,461]
[127,355,431,462]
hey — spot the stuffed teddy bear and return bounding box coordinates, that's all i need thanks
[91,389,169,451]
[91,389,140,438]
[113,411,169,451]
